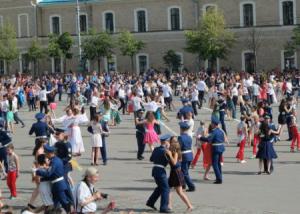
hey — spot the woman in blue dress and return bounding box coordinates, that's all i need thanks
[256,121,278,174]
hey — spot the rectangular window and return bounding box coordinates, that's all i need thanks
[52,17,60,34]
[0,60,5,74]
[107,55,117,72]
[170,8,180,31]
[54,58,61,73]
[0,16,3,30]
[138,55,148,74]
[19,14,29,37]
[282,1,294,25]
[206,6,216,12]
[21,54,30,73]
[244,53,255,73]
[284,51,296,69]
[243,4,254,27]
[80,14,87,33]
[105,13,114,33]
[137,10,146,32]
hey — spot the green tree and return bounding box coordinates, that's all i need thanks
[48,32,73,73]
[82,31,115,73]
[163,50,182,72]
[285,26,300,55]
[0,23,19,74]
[26,40,46,77]
[118,31,145,73]
[185,10,235,71]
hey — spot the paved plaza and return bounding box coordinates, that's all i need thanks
[0,97,299,214]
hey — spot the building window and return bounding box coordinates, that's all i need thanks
[20,53,30,73]
[0,16,3,29]
[170,8,180,30]
[80,14,88,33]
[240,2,255,27]
[136,54,149,74]
[202,4,217,14]
[242,51,255,73]
[205,58,220,72]
[52,58,62,73]
[51,16,61,34]
[280,0,296,25]
[18,14,29,37]
[135,9,147,32]
[105,55,117,72]
[0,60,5,74]
[103,11,115,33]
[282,51,297,69]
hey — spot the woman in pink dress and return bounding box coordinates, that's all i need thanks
[136,111,160,152]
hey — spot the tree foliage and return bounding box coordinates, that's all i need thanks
[185,10,235,70]
[285,26,300,55]
[26,40,46,77]
[48,32,73,73]
[0,23,19,74]
[163,50,182,72]
[82,30,115,73]
[118,31,145,73]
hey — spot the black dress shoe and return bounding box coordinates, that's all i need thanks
[186,188,195,192]
[137,156,144,160]
[146,203,157,211]
[214,180,222,184]
[160,209,173,213]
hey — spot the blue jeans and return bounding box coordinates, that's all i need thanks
[181,161,195,190]
[147,174,170,212]
[212,151,223,181]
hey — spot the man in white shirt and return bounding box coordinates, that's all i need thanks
[74,167,113,214]
[39,86,54,114]
[12,94,25,128]
[196,77,207,109]
[191,86,199,116]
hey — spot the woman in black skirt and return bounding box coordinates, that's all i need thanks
[277,99,287,138]
[256,121,278,174]
[166,137,193,211]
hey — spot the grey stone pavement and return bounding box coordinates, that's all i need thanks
[0,96,299,214]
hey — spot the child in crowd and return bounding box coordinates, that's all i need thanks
[236,116,248,163]
[290,111,300,152]
[90,114,104,165]
[6,144,19,199]
[251,115,261,158]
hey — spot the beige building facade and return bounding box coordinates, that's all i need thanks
[0,0,299,75]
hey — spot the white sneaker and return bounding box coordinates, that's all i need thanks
[240,160,247,164]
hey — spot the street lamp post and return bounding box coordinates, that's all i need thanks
[76,0,82,61]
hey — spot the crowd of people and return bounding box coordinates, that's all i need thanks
[0,67,299,213]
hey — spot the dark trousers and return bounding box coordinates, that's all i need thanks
[0,148,8,173]
[147,174,170,212]
[100,136,107,164]
[52,188,72,213]
[219,111,227,134]
[118,98,127,114]
[13,112,24,126]
[181,161,195,190]
[212,151,223,181]
[58,92,62,101]
[29,98,36,111]
[40,101,48,114]
[198,90,205,108]
[264,159,274,173]
[286,116,292,139]
[89,106,97,121]
[136,132,145,158]
[191,101,198,116]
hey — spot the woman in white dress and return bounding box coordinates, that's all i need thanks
[67,108,89,156]
[90,114,107,165]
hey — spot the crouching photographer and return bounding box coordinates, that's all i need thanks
[73,167,115,214]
